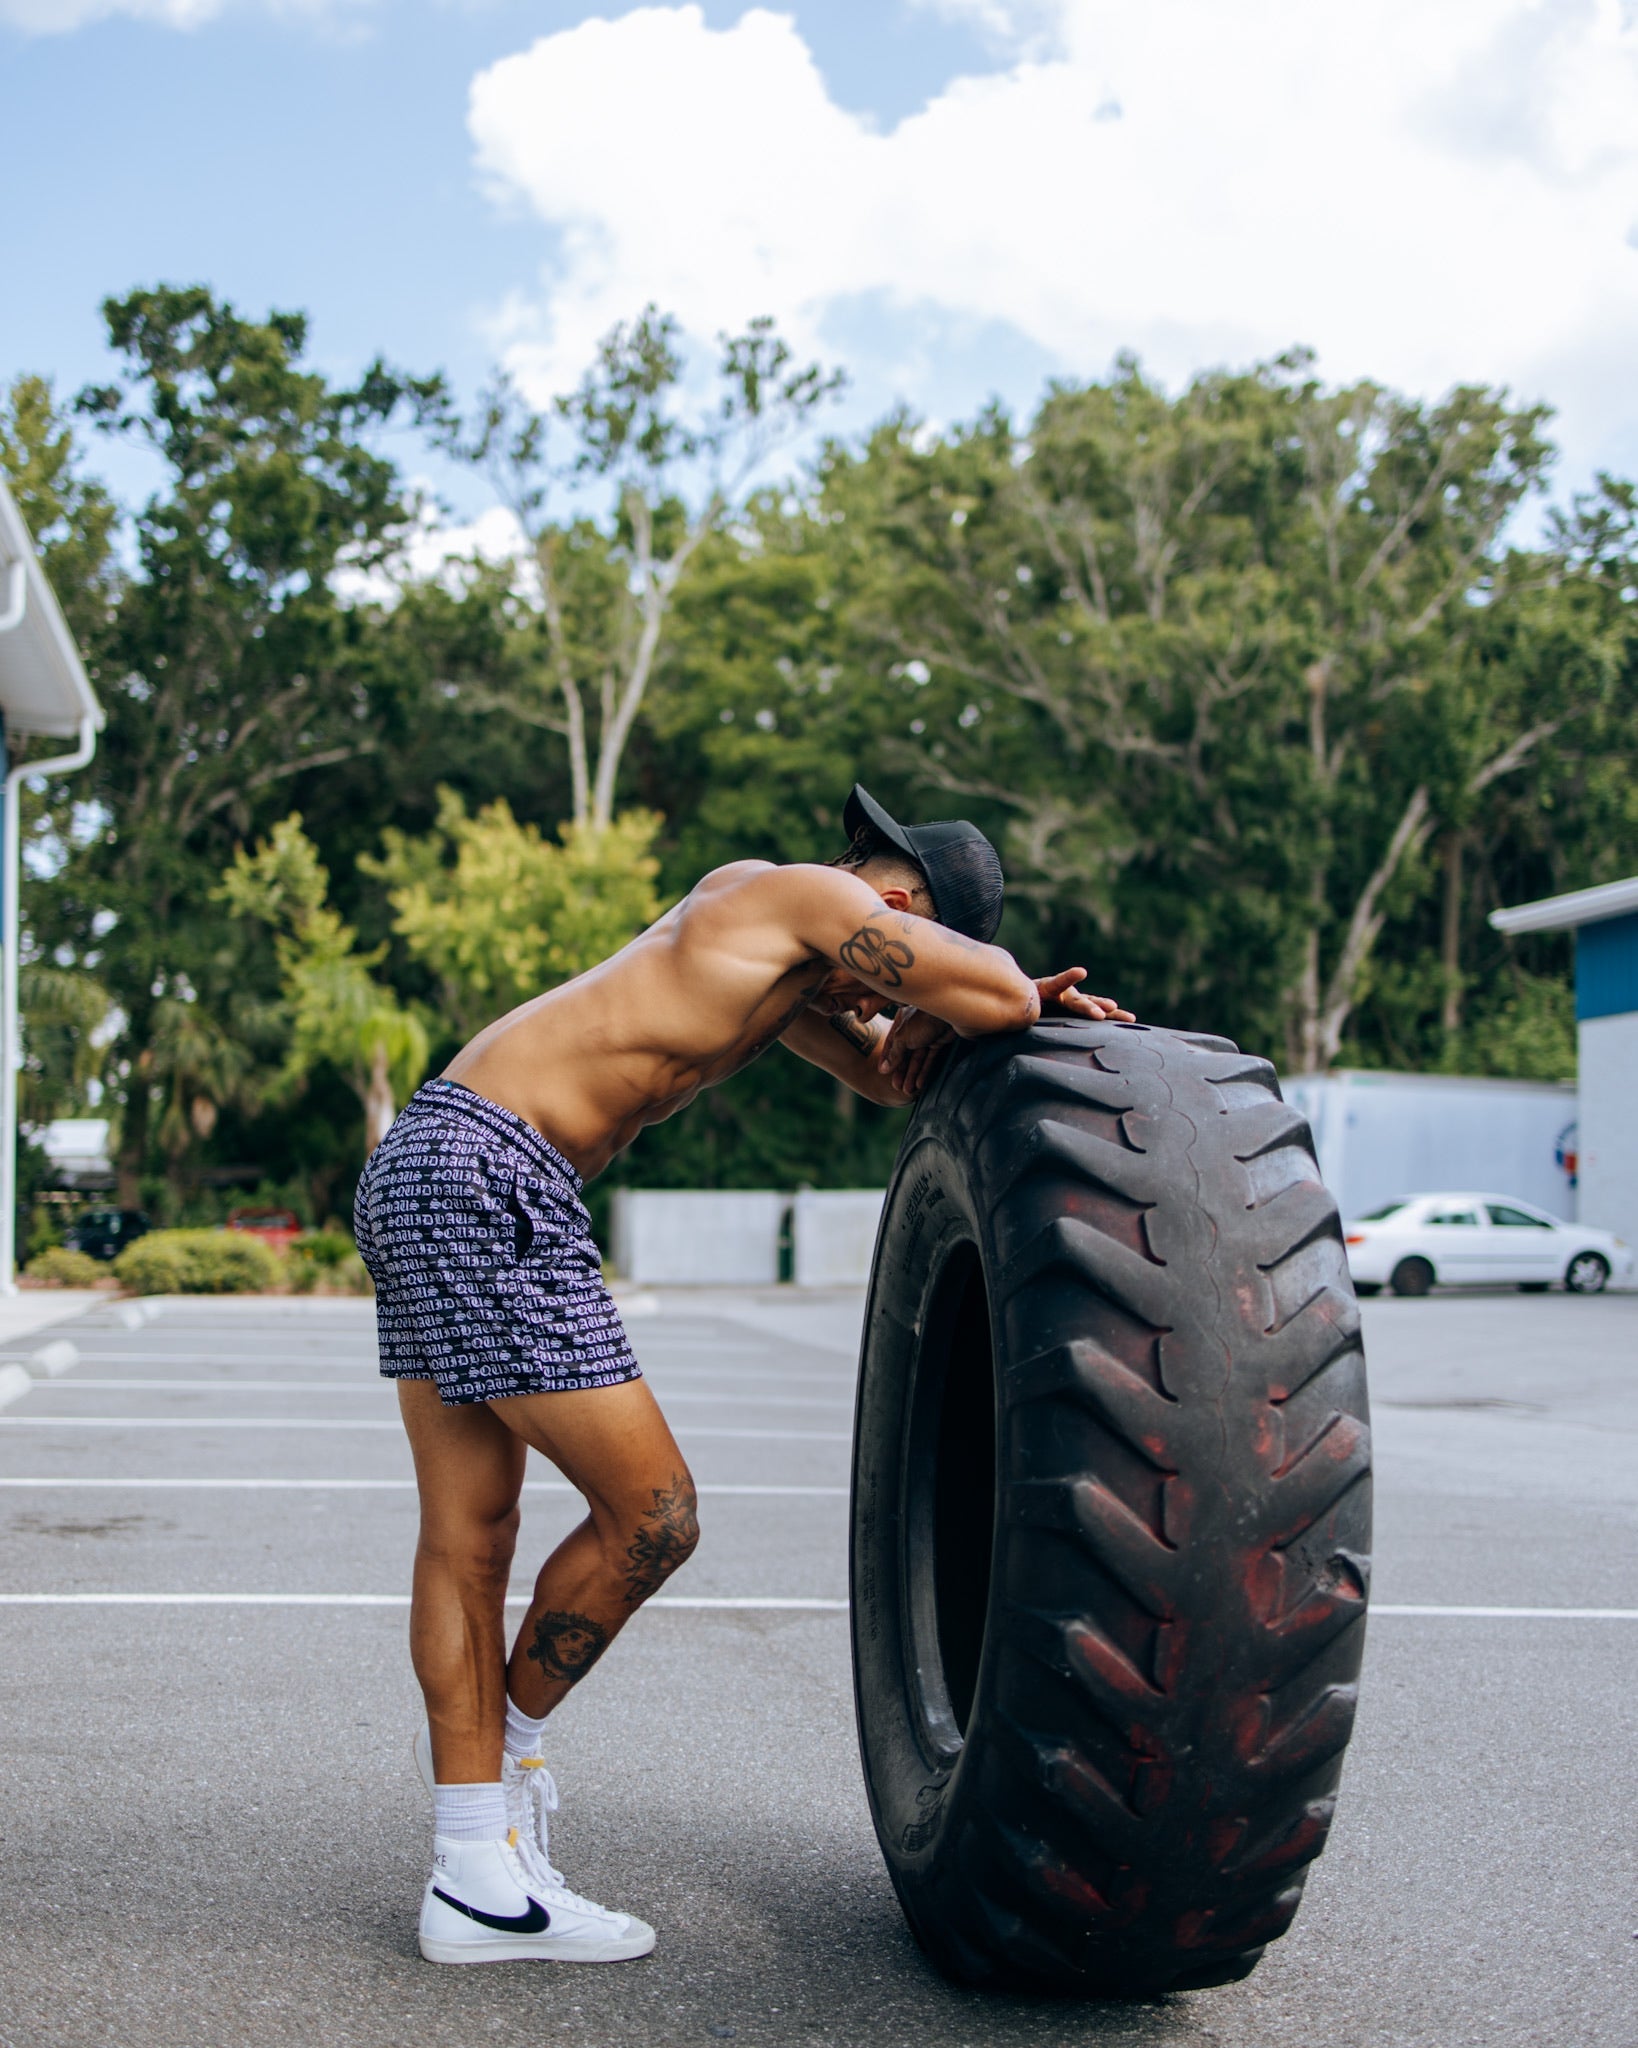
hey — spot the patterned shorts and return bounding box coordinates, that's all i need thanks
[353,1078,642,1406]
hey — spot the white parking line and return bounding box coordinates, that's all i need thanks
[0,1416,850,1440]
[2,1597,1635,1619]
[0,1593,849,1611]
[36,1379,851,1410]
[19,1378,387,1393]
[2,1356,854,1389]
[0,1477,848,1496]
[1,1352,378,1369]
[1370,1604,1638,1619]
[0,1416,405,1430]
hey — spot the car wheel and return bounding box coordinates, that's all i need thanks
[1389,1257,1434,1298]
[1565,1252,1610,1295]
[1517,1282,1550,1294]
[851,1020,1371,1995]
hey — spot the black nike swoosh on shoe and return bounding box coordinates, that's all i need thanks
[431,1888,551,1934]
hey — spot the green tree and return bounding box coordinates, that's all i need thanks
[362,791,662,1039]
[16,965,116,1126]
[147,991,265,1163]
[0,373,120,647]
[428,308,844,829]
[824,358,1596,1072]
[219,815,428,1154]
[34,286,425,1200]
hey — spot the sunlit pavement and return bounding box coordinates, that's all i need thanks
[1,1287,1634,2048]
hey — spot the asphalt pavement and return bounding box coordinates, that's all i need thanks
[1,1285,1634,2048]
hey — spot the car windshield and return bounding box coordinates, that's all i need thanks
[1355,1202,1407,1221]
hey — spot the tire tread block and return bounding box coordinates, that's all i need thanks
[1000,1214,1175,1330]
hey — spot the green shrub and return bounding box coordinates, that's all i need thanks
[323,1250,373,1296]
[26,1208,65,1261]
[25,1246,106,1288]
[114,1228,283,1296]
[289,1240,372,1296]
[291,1229,355,1270]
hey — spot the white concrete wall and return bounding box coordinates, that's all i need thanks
[792,1189,886,1288]
[1577,1012,1638,1247]
[610,1190,786,1286]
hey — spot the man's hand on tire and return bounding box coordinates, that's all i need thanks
[878,1007,956,1097]
[1035,968,1136,1021]
[879,971,1135,1096]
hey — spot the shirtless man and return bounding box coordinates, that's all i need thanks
[353,783,1131,1966]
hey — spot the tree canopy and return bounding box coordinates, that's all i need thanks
[4,290,1634,1238]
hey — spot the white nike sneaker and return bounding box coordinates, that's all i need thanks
[419,1829,656,1965]
[412,1726,562,1884]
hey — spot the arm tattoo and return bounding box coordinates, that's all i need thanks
[827,1009,877,1055]
[838,923,914,989]
[526,1609,611,1686]
[622,1473,700,1605]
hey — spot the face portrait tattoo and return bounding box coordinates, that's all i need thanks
[526,1609,612,1686]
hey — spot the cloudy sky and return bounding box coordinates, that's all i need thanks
[7,0,1638,519]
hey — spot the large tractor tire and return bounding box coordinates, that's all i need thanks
[850,1019,1370,1996]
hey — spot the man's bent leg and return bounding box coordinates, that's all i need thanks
[398,1379,527,1784]
[485,1378,699,1720]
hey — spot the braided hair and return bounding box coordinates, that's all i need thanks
[826,824,935,914]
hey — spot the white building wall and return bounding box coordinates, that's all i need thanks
[610,1190,786,1285]
[792,1190,886,1287]
[1577,1011,1638,1247]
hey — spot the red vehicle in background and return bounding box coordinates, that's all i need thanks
[226,1207,303,1249]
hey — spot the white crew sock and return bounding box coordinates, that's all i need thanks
[433,1781,509,1842]
[504,1694,549,1763]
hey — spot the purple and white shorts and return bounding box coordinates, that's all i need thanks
[353,1078,642,1406]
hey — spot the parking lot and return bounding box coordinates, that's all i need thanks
[1,1286,1635,2048]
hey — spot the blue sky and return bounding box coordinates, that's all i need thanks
[6,1,1024,513]
[6,1,1638,526]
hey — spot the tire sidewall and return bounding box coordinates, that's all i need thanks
[850,1125,997,1942]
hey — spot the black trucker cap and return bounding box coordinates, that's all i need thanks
[843,782,1005,945]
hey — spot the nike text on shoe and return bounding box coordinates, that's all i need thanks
[419,1831,656,1965]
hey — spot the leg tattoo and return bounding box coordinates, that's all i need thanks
[622,1474,700,1605]
[526,1609,611,1686]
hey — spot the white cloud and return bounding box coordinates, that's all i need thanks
[468,1,1638,489]
[903,0,1062,52]
[333,499,539,609]
[0,0,368,31]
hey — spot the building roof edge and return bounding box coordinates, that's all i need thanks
[1489,876,1638,935]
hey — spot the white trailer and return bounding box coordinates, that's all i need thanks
[1281,1069,1577,1223]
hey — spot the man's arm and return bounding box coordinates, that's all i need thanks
[876,969,1135,1092]
[779,1007,909,1106]
[783,867,1041,1037]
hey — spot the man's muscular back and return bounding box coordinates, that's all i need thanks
[444,859,1042,1181]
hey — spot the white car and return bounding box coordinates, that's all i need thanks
[1343,1193,1633,1297]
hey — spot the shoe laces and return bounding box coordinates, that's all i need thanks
[503,1763,622,1923]
[504,1754,563,1885]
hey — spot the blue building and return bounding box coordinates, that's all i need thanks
[1491,877,1638,1250]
